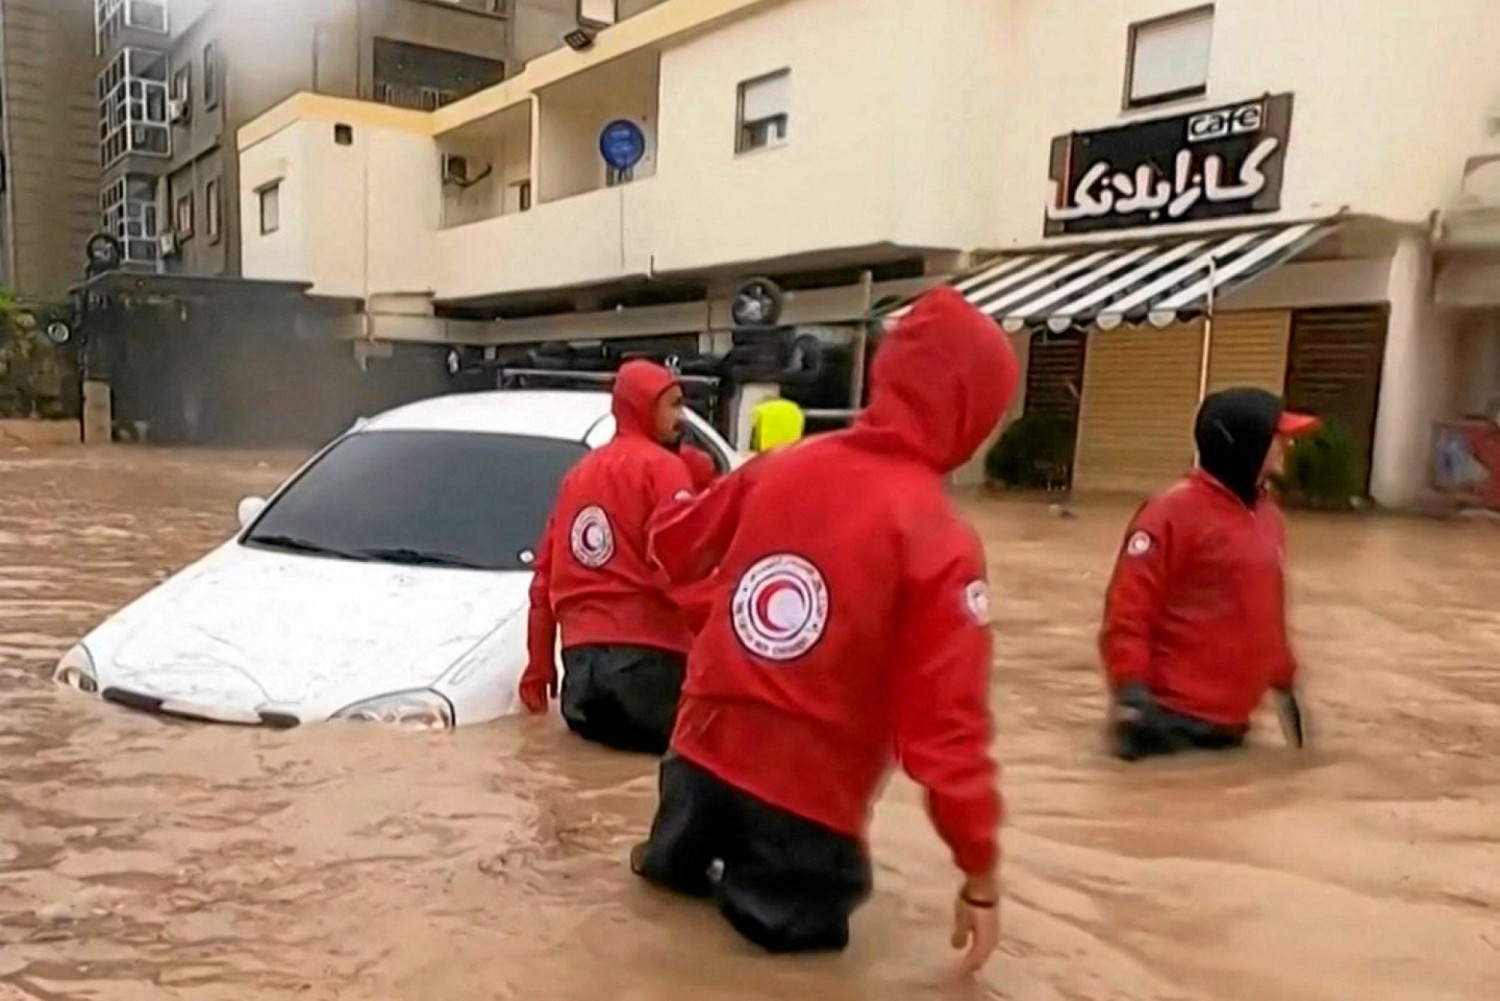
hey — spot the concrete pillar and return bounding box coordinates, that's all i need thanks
[1369,233,1455,508]
[82,380,112,445]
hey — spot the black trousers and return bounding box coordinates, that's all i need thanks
[633,753,873,954]
[1113,705,1246,762]
[560,645,685,755]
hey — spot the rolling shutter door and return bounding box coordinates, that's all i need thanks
[1074,321,1204,493]
[1206,310,1291,396]
[1284,306,1388,491]
[1023,330,1087,423]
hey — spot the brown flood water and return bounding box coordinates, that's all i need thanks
[1,445,1497,1000]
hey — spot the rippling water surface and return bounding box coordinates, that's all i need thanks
[1,445,1496,1000]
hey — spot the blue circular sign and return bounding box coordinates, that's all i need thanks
[599,119,646,171]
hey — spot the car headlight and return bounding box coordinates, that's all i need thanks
[333,690,454,730]
[53,645,100,693]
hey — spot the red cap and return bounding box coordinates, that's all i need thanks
[1277,411,1321,437]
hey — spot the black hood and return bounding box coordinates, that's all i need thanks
[1194,388,1283,506]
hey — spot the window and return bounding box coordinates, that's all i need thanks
[371,38,503,109]
[101,174,160,264]
[206,179,222,243]
[174,189,194,238]
[258,182,280,235]
[736,70,789,154]
[1126,6,1213,108]
[170,63,192,123]
[203,42,220,109]
[96,48,171,167]
[578,0,616,26]
[242,431,588,572]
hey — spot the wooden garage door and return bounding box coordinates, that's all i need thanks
[1206,310,1291,396]
[1284,306,1389,491]
[1074,321,1204,493]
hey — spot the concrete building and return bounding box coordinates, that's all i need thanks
[0,0,98,301]
[2,0,605,302]
[236,0,1500,506]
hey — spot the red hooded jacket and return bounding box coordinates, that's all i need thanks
[648,287,1018,876]
[1100,470,1299,730]
[524,362,696,689]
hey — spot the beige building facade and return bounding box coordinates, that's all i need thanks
[237,0,1500,507]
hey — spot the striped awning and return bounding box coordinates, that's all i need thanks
[892,221,1334,332]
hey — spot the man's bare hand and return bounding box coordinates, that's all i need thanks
[950,873,1000,976]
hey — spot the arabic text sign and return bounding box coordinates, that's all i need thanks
[1045,93,1294,236]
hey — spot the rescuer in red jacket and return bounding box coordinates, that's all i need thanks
[1101,387,1319,762]
[631,287,1018,971]
[519,360,698,754]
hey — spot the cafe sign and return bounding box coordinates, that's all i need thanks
[1044,93,1294,236]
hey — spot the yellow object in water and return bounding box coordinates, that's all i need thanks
[750,397,806,452]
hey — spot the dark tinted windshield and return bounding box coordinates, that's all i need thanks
[244,430,586,571]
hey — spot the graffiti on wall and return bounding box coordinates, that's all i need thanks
[1433,419,1500,510]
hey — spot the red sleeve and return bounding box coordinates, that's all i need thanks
[523,509,559,682]
[1100,504,1175,691]
[649,460,758,586]
[893,537,1002,877]
[680,445,719,491]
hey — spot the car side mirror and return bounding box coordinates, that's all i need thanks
[237,496,268,529]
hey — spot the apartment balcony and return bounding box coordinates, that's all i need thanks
[97,47,172,171]
[437,181,658,301]
[94,0,169,57]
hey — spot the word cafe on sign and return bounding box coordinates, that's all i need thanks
[1044,93,1294,236]
[908,87,1382,500]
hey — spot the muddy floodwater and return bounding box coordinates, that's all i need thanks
[1,445,1497,1000]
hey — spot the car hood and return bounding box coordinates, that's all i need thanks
[94,544,530,716]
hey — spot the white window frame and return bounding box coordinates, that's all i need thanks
[203,42,221,110]
[97,47,172,168]
[101,174,160,264]
[578,0,617,27]
[206,178,223,244]
[1124,6,1214,110]
[94,0,169,57]
[171,62,192,121]
[258,182,281,235]
[736,69,790,155]
[174,188,194,239]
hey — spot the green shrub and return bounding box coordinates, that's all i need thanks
[0,292,73,419]
[985,415,1076,490]
[1273,418,1367,509]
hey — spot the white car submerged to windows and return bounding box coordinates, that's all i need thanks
[53,390,737,729]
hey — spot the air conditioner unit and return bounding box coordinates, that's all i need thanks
[168,98,188,123]
[441,153,470,186]
[158,232,178,257]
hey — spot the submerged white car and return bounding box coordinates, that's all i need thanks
[53,390,737,729]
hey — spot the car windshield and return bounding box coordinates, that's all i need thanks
[243,430,586,572]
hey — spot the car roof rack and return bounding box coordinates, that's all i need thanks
[494,367,722,390]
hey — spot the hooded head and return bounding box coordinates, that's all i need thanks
[1195,387,1319,506]
[613,359,683,445]
[856,286,1021,472]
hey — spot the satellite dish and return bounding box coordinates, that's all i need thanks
[730,277,784,328]
[84,232,123,275]
[44,321,72,346]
